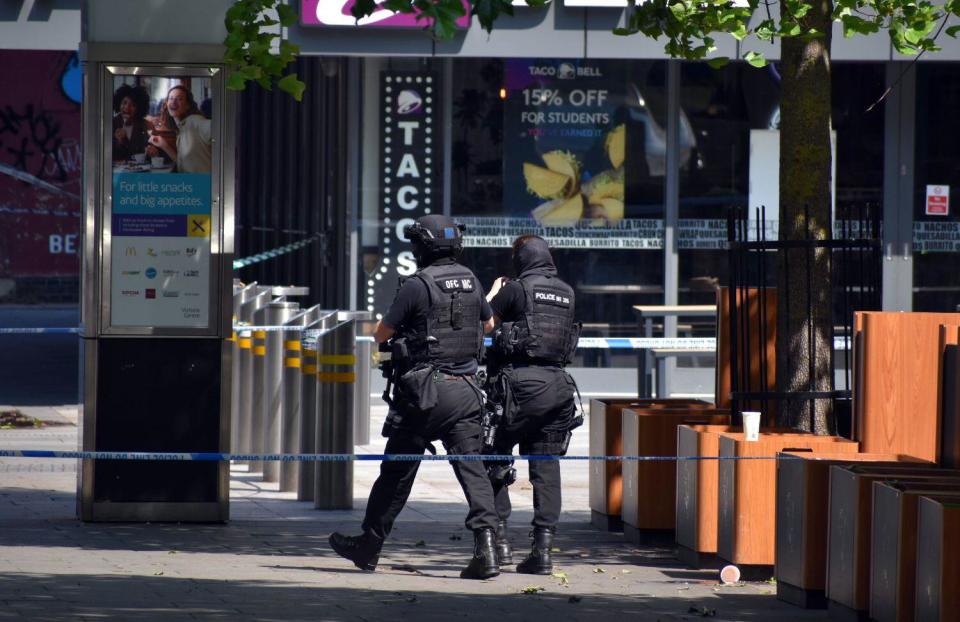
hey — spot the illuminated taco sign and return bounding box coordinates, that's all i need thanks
[301,0,472,28]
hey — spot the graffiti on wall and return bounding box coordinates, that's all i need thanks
[0,50,81,280]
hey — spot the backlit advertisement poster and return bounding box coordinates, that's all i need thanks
[486,58,669,250]
[108,75,213,328]
[0,51,82,285]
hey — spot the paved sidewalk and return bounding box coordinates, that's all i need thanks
[0,408,830,621]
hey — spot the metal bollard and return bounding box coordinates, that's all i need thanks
[315,319,356,510]
[250,303,271,475]
[262,301,300,483]
[231,282,258,454]
[237,287,271,468]
[298,310,339,502]
[279,305,326,493]
[337,311,374,446]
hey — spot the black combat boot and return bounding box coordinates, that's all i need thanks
[329,531,383,572]
[460,527,500,580]
[516,527,554,575]
[495,520,513,565]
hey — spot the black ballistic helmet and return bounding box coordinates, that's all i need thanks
[404,215,466,265]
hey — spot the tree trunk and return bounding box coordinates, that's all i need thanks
[776,0,834,433]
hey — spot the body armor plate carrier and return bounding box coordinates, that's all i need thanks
[500,274,578,365]
[400,262,484,368]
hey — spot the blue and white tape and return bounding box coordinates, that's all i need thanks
[0,449,787,462]
[232,235,321,270]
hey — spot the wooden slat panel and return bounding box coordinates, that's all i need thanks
[715,287,777,423]
[856,312,960,462]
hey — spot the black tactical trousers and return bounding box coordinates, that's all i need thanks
[491,366,576,530]
[362,375,499,540]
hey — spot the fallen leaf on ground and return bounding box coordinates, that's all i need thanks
[391,564,423,574]
[550,547,561,553]
[620,569,632,574]
[688,605,717,617]
[167,550,178,555]
[551,571,569,585]
[521,585,545,594]
[593,567,606,574]
[153,570,164,576]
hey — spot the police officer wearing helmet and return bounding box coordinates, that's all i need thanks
[329,215,501,580]
[484,234,582,575]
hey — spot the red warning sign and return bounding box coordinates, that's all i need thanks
[926,185,950,216]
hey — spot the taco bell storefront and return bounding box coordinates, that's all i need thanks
[289,1,960,396]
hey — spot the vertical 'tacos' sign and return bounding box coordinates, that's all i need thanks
[366,71,441,319]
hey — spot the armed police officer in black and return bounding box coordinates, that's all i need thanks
[484,235,582,575]
[329,215,501,580]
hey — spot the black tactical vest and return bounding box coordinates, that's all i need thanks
[511,274,577,365]
[400,262,484,368]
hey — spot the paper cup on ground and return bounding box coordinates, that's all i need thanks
[720,565,741,584]
[742,411,760,441]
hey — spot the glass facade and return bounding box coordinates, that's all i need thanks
[355,57,925,371]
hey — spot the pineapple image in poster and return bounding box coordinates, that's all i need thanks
[503,59,628,226]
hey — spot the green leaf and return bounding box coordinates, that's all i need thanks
[351,0,378,20]
[613,27,639,36]
[947,25,960,38]
[277,73,306,101]
[744,50,767,67]
[707,56,731,68]
[276,2,297,27]
[226,71,250,91]
[730,22,748,40]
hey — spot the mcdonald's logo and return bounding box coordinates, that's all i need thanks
[125,247,137,256]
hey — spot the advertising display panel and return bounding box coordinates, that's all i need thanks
[104,69,218,331]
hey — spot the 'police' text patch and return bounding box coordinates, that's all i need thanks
[534,288,571,308]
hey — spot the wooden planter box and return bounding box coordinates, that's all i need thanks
[589,398,712,530]
[716,433,859,567]
[675,423,739,567]
[621,409,729,543]
[774,452,927,609]
[915,496,960,621]
[869,482,960,622]
[825,465,958,617]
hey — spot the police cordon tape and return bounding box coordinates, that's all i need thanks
[231,234,322,269]
[0,327,854,351]
[0,449,793,462]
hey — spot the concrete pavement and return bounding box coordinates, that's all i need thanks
[0,407,830,621]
